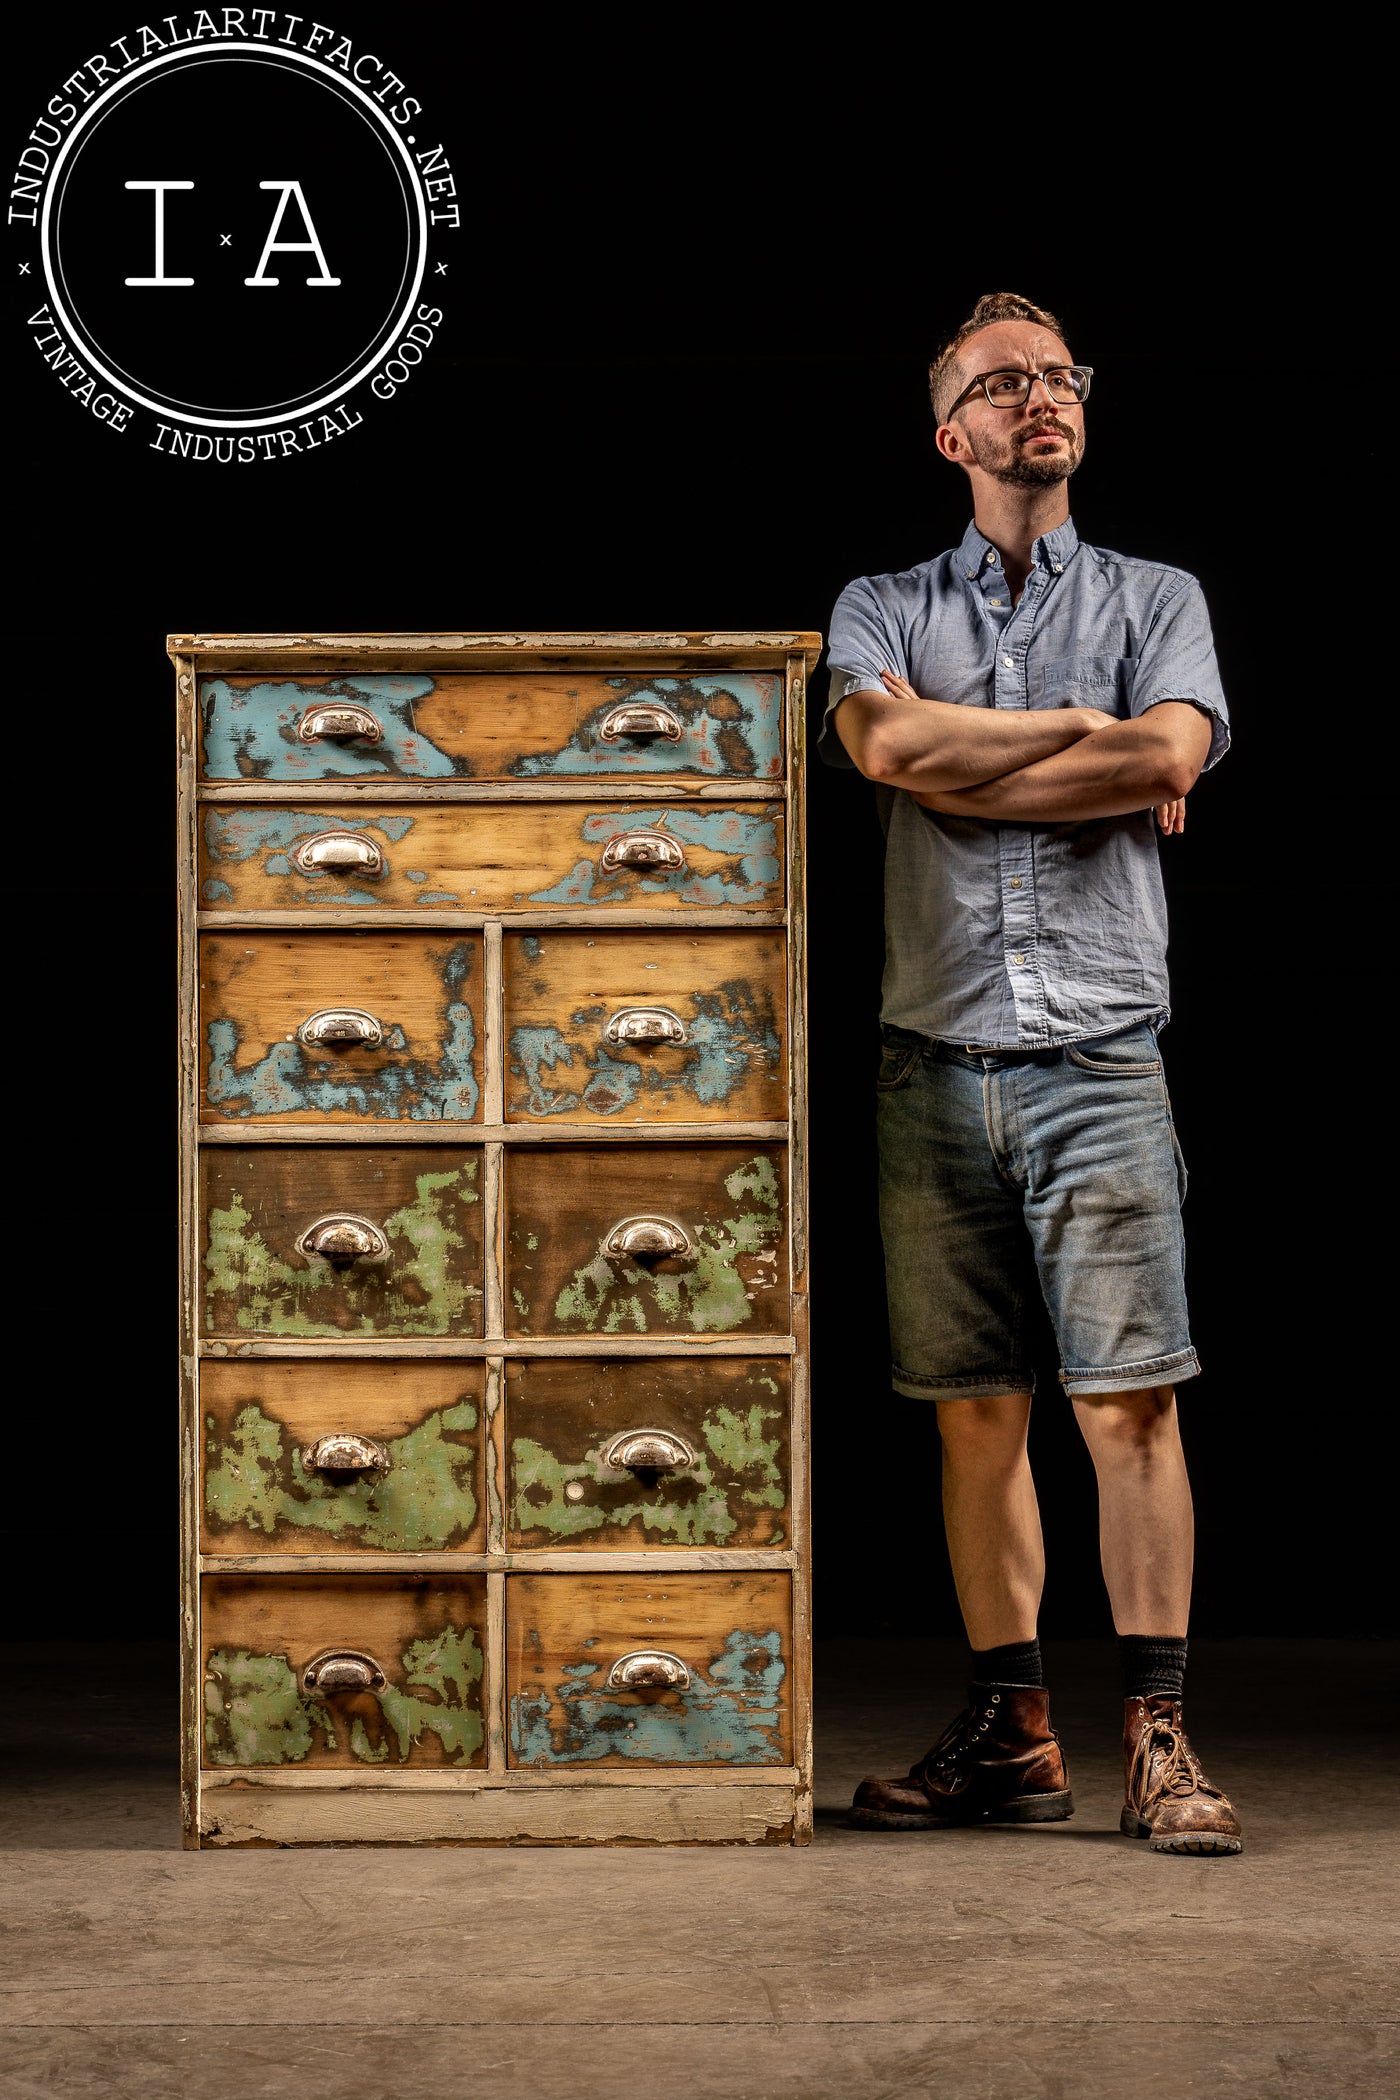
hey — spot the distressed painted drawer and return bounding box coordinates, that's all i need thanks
[199,672,783,782]
[201,1575,488,1769]
[507,1571,791,1766]
[199,802,784,915]
[504,928,786,1124]
[507,1358,790,1550]
[202,1146,484,1338]
[201,1361,486,1555]
[200,932,483,1123]
[504,1143,788,1337]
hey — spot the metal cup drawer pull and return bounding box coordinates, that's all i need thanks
[302,1650,387,1694]
[291,830,385,877]
[603,1429,696,1476]
[605,1216,692,1260]
[606,1649,691,1692]
[605,1006,688,1046]
[299,1214,389,1265]
[598,701,683,742]
[599,829,686,873]
[303,1433,392,1478]
[296,702,383,744]
[296,1007,384,1048]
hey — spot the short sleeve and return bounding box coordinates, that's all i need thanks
[1130,576,1231,771]
[818,577,905,769]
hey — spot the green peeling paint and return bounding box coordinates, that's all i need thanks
[204,1622,484,1766]
[205,1400,479,1549]
[510,1628,786,1764]
[511,1399,783,1545]
[538,1153,781,1334]
[204,1165,480,1336]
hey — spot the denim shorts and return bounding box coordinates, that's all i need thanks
[877,1022,1199,1400]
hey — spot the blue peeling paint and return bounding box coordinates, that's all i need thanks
[509,1628,787,1763]
[511,676,783,780]
[507,984,777,1119]
[525,809,781,909]
[206,999,480,1120]
[201,677,457,780]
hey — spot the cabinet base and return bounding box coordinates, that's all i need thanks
[199,1780,803,1847]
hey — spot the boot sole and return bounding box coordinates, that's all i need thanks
[848,1789,1074,1833]
[1120,1807,1243,1854]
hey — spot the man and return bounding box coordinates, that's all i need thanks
[824,291,1241,1855]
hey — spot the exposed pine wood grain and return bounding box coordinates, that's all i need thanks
[200,1360,487,1557]
[199,932,484,1124]
[506,1570,793,1768]
[503,928,787,1126]
[506,1356,790,1552]
[505,1143,789,1339]
[200,1783,796,1845]
[199,1335,798,1359]
[199,801,785,916]
[198,1119,789,1146]
[200,779,786,803]
[200,908,788,931]
[199,1550,798,1574]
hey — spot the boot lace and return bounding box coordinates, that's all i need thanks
[1129,1711,1222,1811]
[913,1694,1003,1788]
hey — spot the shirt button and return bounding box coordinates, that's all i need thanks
[1053,562,1063,573]
[986,551,998,565]
[1002,656,1014,669]
[1012,954,1026,966]
[1009,877,1023,889]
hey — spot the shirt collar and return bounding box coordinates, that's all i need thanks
[956,516,1081,581]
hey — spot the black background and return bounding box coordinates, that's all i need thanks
[6,13,1377,1639]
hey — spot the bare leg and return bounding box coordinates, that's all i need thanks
[936,1394,1043,1649]
[1072,1386,1193,1636]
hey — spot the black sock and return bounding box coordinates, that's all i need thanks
[971,1637,1042,1688]
[1120,1634,1187,1700]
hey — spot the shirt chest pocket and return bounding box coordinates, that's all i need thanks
[1031,653,1137,713]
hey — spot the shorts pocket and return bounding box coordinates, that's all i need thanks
[1066,1032,1162,1077]
[876,1037,922,1091]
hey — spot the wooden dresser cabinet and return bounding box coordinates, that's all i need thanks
[175,630,818,1846]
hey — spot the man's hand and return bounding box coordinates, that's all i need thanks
[834,670,1113,793]
[1156,798,1187,836]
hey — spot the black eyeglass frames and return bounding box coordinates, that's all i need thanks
[950,365,1093,412]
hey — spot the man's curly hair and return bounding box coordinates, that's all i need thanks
[928,293,1067,424]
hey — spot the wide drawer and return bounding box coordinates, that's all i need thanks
[200,932,483,1123]
[201,1575,488,1768]
[506,1358,790,1550]
[202,1146,484,1338]
[199,672,784,782]
[507,1571,791,1766]
[199,802,784,914]
[504,928,786,1124]
[201,1361,486,1555]
[504,1143,788,1336]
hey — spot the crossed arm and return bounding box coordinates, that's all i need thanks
[833,673,1212,832]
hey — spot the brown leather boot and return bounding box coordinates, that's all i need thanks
[848,1684,1073,1830]
[1121,1695,1243,1855]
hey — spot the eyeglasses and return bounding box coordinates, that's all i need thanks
[950,365,1093,412]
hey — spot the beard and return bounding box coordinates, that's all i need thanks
[967,417,1083,488]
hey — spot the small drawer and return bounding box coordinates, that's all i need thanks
[503,928,786,1124]
[504,1143,788,1337]
[199,802,784,916]
[507,1571,792,1766]
[202,1146,484,1339]
[201,1575,488,1769]
[199,672,784,783]
[200,932,484,1123]
[201,1361,486,1555]
[506,1358,790,1550]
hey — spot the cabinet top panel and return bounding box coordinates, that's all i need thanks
[170,631,822,675]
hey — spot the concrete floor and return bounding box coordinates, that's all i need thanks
[1,1639,1395,2100]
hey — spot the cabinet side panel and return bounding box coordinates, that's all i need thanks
[177,654,202,1847]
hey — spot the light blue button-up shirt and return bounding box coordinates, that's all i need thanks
[821,518,1230,1048]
